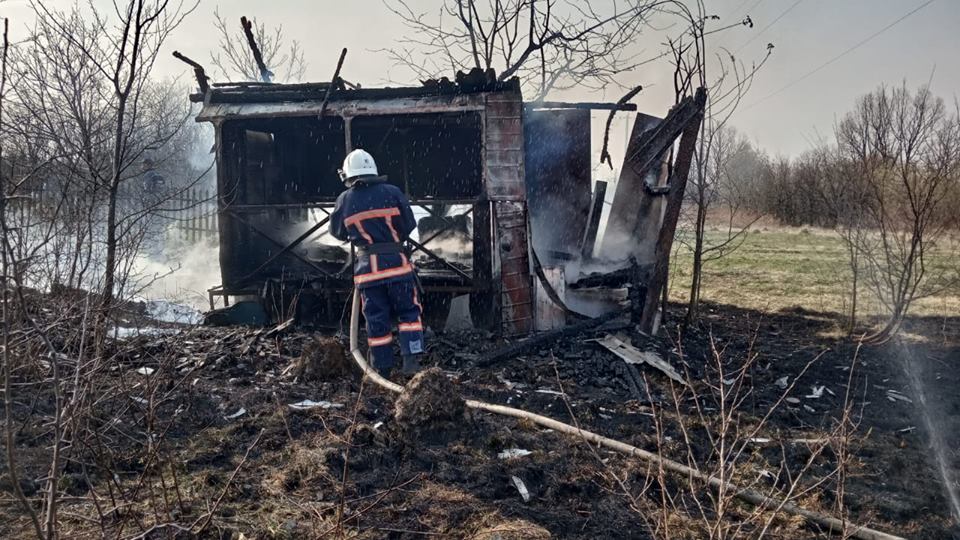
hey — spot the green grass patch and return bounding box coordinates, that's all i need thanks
[668,225,960,319]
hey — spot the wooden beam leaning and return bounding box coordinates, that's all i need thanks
[227,211,335,280]
[240,15,272,83]
[319,48,348,117]
[639,87,707,334]
[172,51,210,93]
[626,92,703,179]
[580,180,607,260]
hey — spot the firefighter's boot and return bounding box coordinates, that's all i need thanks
[401,354,421,375]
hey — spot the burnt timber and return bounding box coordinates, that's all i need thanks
[190,70,704,338]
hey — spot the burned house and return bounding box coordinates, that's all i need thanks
[191,72,704,336]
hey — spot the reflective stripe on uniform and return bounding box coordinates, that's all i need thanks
[368,334,393,347]
[345,207,400,248]
[344,207,400,226]
[354,263,414,284]
[352,221,373,243]
[398,321,423,332]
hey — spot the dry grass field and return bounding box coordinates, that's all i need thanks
[668,224,960,328]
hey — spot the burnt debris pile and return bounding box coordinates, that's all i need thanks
[393,367,469,441]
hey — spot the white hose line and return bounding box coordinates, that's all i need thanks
[348,290,903,540]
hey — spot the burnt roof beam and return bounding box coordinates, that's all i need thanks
[525,102,638,111]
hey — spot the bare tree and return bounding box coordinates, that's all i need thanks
[836,84,960,343]
[210,8,306,82]
[1,14,49,540]
[384,0,704,100]
[805,145,872,332]
[673,31,772,324]
[28,0,197,337]
[684,124,767,323]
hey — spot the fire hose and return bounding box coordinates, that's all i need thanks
[347,289,903,540]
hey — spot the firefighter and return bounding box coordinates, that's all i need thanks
[330,149,424,377]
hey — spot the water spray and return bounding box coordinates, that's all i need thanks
[348,289,904,540]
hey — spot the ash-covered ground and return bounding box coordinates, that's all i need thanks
[1,293,958,539]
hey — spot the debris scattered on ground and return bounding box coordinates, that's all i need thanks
[806,385,825,398]
[224,408,246,419]
[590,333,686,385]
[510,475,531,502]
[288,400,343,411]
[5,292,957,539]
[498,448,532,459]
[887,389,913,403]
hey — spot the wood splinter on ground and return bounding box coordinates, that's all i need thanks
[590,333,687,385]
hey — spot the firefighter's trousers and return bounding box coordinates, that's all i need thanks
[361,277,424,372]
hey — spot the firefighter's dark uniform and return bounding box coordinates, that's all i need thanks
[330,176,424,373]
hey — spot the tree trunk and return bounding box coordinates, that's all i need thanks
[848,248,858,334]
[865,308,904,344]
[98,183,119,340]
[686,194,707,325]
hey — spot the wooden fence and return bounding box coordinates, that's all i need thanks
[7,183,220,243]
[167,187,218,242]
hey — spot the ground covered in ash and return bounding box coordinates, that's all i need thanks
[1,295,958,539]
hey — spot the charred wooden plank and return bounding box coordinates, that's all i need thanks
[580,180,607,260]
[240,16,272,83]
[570,261,652,289]
[477,309,627,366]
[530,247,587,320]
[639,88,706,333]
[526,101,639,111]
[172,51,210,93]
[319,48,347,117]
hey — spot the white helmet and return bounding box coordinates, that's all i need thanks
[339,149,379,185]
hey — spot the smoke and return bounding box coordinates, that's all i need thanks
[131,225,220,310]
[187,108,217,176]
[414,235,472,261]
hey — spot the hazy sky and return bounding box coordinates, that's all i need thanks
[3,0,959,161]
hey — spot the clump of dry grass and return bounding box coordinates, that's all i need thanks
[467,517,552,540]
[293,337,353,382]
[262,437,339,495]
[393,367,469,436]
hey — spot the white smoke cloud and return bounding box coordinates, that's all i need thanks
[131,225,221,310]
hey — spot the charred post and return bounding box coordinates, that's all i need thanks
[172,51,210,93]
[639,88,707,333]
[240,15,272,83]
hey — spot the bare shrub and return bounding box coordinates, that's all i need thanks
[209,8,307,83]
[384,0,707,100]
[836,84,960,342]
